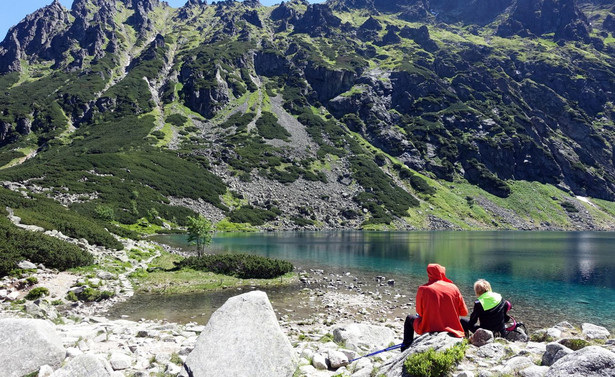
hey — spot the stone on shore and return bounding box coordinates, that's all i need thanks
[581,323,610,340]
[542,342,573,366]
[332,323,395,352]
[545,346,615,377]
[182,290,297,377]
[470,328,494,347]
[0,318,66,377]
[50,354,114,377]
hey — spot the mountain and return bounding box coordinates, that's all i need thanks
[1,0,615,238]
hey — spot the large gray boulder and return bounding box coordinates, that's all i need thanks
[377,332,463,377]
[545,346,615,377]
[542,342,573,367]
[333,323,396,352]
[182,290,297,377]
[50,354,113,377]
[0,319,66,377]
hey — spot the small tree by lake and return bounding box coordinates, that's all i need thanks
[187,215,213,257]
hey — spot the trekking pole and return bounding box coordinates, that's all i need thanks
[349,343,403,363]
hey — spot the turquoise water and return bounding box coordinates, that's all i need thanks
[140,231,615,330]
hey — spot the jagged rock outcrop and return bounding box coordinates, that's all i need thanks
[498,0,591,42]
[0,319,66,377]
[292,4,342,36]
[182,291,297,377]
[0,0,71,73]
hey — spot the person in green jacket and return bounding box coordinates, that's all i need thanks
[460,279,509,337]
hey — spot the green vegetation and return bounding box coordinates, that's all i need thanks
[25,287,49,300]
[404,342,468,377]
[187,215,213,257]
[256,112,291,141]
[228,205,281,226]
[67,287,115,302]
[0,216,94,278]
[166,114,188,127]
[350,156,419,224]
[176,254,294,279]
[220,111,256,130]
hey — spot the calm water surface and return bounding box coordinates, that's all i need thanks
[110,231,615,330]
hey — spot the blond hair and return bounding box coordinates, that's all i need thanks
[474,279,492,296]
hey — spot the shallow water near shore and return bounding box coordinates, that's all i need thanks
[108,231,615,331]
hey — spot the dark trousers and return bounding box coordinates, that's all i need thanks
[460,317,477,334]
[402,314,420,351]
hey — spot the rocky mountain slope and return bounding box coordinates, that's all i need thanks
[1,0,615,235]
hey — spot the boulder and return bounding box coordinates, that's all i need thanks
[109,352,132,370]
[545,346,615,377]
[332,323,395,352]
[581,323,610,340]
[182,291,297,377]
[520,365,549,377]
[327,349,348,369]
[542,342,573,366]
[312,353,327,370]
[470,328,494,347]
[477,342,507,360]
[378,332,463,377]
[500,356,535,375]
[18,260,37,270]
[0,319,66,377]
[50,354,113,377]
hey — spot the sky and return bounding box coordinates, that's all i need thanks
[1,0,323,41]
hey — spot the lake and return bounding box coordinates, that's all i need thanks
[109,231,615,331]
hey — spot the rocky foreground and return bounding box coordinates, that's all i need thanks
[1,237,615,377]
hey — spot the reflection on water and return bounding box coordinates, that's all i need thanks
[111,231,615,330]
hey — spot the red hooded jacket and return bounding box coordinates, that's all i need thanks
[413,264,468,338]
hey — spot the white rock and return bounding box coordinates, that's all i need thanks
[38,365,54,377]
[546,327,562,339]
[66,348,83,358]
[500,356,534,375]
[313,353,328,370]
[18,261,37,270]
[332,323,395,352]
[166,362,182,375]
[109,352,132,370]
[183,291,297,377]
[582,323,610,340]
[519,365,548,377]
[0,319,66,377]
[328,349,349,369]
[50,354,113,377]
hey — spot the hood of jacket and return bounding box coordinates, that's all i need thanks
[426,263,454,283]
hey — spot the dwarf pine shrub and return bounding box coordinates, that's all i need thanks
[403,341,467,377]
[177,254,294,279]
[25,287,49,301]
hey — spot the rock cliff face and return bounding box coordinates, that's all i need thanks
[498,0,590,41]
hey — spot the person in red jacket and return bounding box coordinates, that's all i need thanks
[401,263,468,351]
